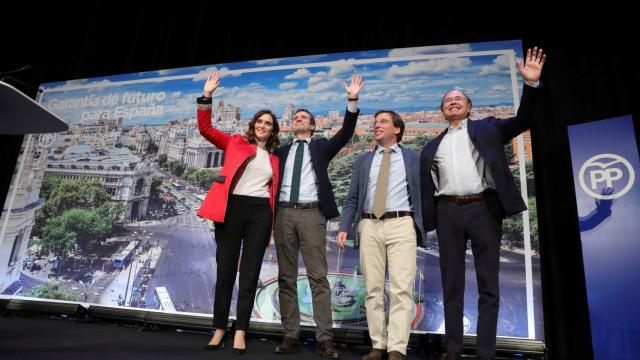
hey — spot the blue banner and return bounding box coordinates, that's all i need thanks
[568,115,639,360]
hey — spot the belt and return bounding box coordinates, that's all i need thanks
[361,211,413,220]
[278,201,320,209]
[438,190,495,205]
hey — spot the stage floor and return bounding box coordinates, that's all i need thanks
[0,315,536,359]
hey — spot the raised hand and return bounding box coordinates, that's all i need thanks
[516,47,547,83]
[203,71,222,97]
[343,74,364,99]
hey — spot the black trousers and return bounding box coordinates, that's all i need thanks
[213,194,272,331]
[436,197,502,358]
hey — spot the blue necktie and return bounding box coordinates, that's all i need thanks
[289,140,306,203]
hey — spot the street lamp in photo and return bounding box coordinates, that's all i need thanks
[336,243,342,274]
[123,247,142,307]
[78,275,102,303]
[133,230,154,250]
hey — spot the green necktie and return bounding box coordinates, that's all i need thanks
[289,140,306,203]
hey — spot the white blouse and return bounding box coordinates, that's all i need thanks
[232,146,272,198]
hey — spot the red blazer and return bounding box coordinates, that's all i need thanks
[196,105,279,224]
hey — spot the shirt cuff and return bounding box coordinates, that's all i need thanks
[525,80,541,88]
[347,103,358,113]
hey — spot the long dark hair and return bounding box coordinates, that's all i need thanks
[246,109,280,151]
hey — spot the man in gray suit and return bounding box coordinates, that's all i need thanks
[337,110,425,360]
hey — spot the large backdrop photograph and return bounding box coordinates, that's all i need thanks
[0,39,542,340]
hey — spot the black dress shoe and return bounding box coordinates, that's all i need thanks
[232,347,246,355]
[274,336,301,354]
[441,352,460,360]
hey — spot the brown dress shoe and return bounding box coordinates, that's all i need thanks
[362,348,385,360]
[315,339,340,358]
[274,336,300,354]
[388,351,405,360]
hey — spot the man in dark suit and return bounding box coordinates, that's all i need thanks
[273,75,364,359]
[337,110,425,360]
[420,48,546,360]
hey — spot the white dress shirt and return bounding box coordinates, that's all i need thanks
[365,143,412,212]
[279,137,319,203]
[432,119,495,196]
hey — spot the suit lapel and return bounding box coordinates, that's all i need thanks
[360,152,375,209]
[429,130,448,161]
[400,145,413,181]
[280,144,291,164]
[467,119,480,149]
[308,139,318,171]
[278,143,292,185]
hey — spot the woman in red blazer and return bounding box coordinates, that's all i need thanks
[198,72,280,354]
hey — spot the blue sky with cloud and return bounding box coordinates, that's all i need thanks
[40,40,524,127]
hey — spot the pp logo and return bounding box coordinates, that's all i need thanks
[579,154,635,200]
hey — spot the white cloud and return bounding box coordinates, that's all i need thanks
[387,58,472,78]
[479,55,512,75]
[393,95,413,103]
[363,91,383,100]
[328,59,356,75]
[290,54,327,63]
[252,54,328,67]
[307,71,329,87]
[464,88,477,96]
[285,68,312,79]
[388,44,473,57]
[254,58,283,65]
[279,82,298,90]
[491,85,508,92]
[156,69,181,76]
[307,82,335,93]
[163,91,203,117]
[43,79,114,92]
[193,66,232,81]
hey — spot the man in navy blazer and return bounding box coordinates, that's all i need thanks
[272,75,363,358]
[420,48,546,360]
[338,110,425,360]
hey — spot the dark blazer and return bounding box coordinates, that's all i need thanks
[420,85,541,231]
[275,108,359,219]
[338,145,426,248]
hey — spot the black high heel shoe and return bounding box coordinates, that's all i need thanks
[204,333,227,350]
[204,342,224,350]
[232,347,246,355]
[232,332,246,355]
